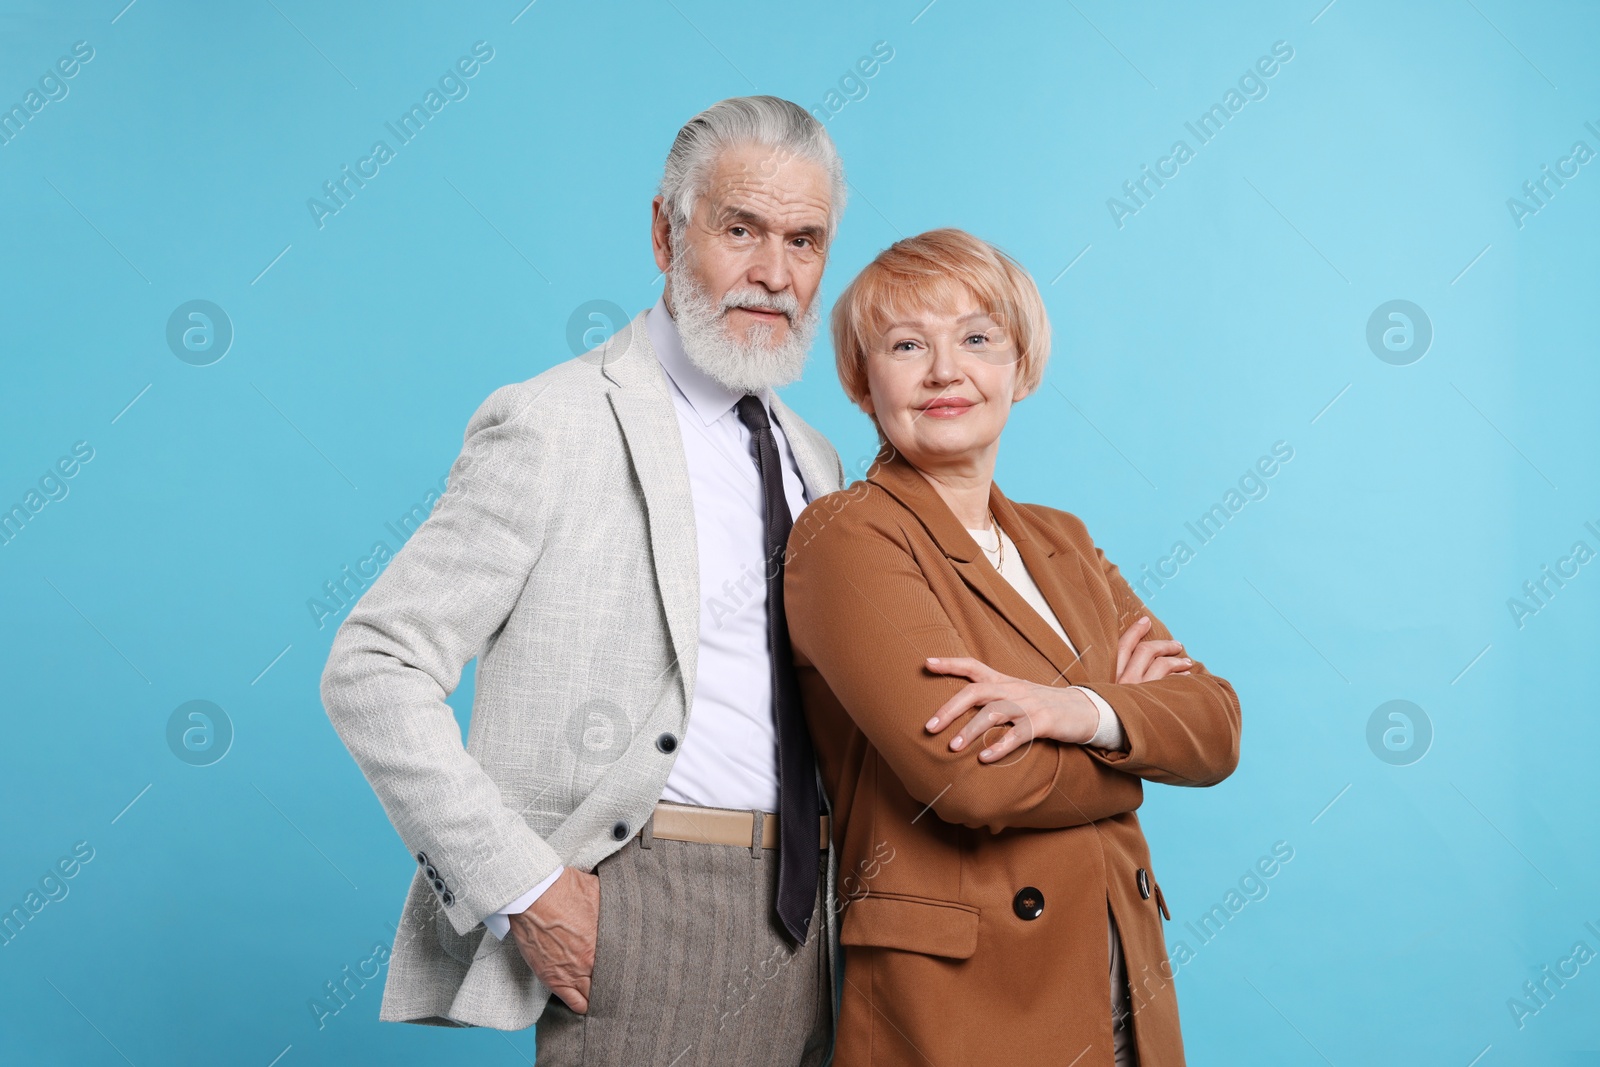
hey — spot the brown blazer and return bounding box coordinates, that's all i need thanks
[784,449,1241,1067]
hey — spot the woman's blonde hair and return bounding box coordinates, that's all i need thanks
[830,227,1051,414]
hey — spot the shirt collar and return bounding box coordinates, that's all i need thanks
[646,293,772,427]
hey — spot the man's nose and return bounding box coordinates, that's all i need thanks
[746,235,793,293]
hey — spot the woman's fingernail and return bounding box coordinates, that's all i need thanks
[951,737,963,750]
[979,749,992,759]
[1139,616,1150,625]
[1182,658,1193,665]
[925,718,939,730]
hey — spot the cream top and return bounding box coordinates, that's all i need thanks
[966,521,1126,750]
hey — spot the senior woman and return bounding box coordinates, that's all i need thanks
[783,228,1241,1066]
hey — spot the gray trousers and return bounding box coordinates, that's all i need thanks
[1109,905,1138,1066]
[534,827,832,1066]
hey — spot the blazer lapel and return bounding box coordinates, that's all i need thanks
[600,311,700,713]
[990,484,1116,685]
[769,392,839,498]
[866,448,1110,686]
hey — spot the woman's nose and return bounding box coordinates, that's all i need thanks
[924,342,964,384]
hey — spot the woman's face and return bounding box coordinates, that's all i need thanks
[861,299,1027,471]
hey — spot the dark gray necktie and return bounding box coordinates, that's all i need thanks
[734,393,820,946]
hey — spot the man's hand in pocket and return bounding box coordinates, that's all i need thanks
[507,866,600,1013]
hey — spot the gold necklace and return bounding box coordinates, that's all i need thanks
[983,509,1005,571]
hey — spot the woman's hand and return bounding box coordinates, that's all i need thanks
[922,657,1099,762]
[1115,615,1192,683]
[923,616,1193,763]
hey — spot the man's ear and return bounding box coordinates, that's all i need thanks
[650,195,672,275]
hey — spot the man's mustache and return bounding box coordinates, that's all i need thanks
[719,290,798,324]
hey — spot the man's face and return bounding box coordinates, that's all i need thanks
[652,142,832,348]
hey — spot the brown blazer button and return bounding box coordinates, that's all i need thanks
[1136,868,1151,900]
[1013,886,1044,920]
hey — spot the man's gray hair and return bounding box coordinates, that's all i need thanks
[659,95,847,244]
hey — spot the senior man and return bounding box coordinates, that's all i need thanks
[321,96,848,1065]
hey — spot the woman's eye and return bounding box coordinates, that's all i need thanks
[891,340,917,352]
[964,333,988,346]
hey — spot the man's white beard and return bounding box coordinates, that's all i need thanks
[667,253,819,393]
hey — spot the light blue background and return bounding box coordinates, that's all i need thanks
[2,0,1597,1063]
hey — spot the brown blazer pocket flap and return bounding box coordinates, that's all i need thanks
[839,893,980,960]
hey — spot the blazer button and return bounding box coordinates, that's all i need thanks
[423,864,438,880]
[431,877,447,894]
[1013,886,1044,920]
[612,820,630,840]
[416,851,428,866]
[656,732,678,753]
[1136,868,1151,900]
[441,890,455,906]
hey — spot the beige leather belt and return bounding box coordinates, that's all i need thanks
[645,800,829,851]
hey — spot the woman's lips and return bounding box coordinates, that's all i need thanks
[918,398,975,418]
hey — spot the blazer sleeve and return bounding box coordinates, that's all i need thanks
[785,503,1144,835]
[1072,532,1242,787]
[320,381,565,936]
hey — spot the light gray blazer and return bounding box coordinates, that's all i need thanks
[320,310,846,1031]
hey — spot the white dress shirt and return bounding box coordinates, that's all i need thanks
[966,522,1127,750]
[486,294,812,940]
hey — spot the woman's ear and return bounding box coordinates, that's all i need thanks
[1011,365,1033,403]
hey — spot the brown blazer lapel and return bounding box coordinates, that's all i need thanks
[990,485,1117,685]
[866,449,1112,687]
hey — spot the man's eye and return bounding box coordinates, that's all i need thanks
[792,237,811,248]
[730,226,749,237]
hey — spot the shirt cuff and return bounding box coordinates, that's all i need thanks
[483,864,565,940]
[1074,686,1127,751]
